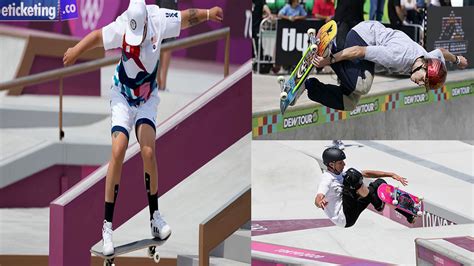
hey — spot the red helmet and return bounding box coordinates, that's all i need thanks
[425,58,447,91]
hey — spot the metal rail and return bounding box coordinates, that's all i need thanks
[0,27,231,140]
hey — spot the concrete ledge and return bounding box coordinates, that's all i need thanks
[415,237,474,265]
[210,229,251,263]
[1,142,110,189]
[0,109,107,128]
[253,79,473,139]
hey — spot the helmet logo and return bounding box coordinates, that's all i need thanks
[130,19,137,30]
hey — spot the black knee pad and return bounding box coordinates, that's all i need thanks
[369,178,387,190]
[343,168,364,190]
[145,172,151,195]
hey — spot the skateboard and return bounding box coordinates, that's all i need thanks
[377,183,423,217]
[91,237,168,266]
[278,20,337,114]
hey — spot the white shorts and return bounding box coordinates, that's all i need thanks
[110,87,160,139]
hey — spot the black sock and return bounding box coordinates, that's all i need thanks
[104,185,119,223]
[148,192,158,220]
[145,172,158,220]
[104,202,115,223]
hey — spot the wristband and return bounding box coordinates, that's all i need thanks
[455,56,460,65]
[207,9,209,21]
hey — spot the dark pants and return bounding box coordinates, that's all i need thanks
[370,0,386,21]
[343,179,415,227]
[305,30,375,110]
[343,179,386,228]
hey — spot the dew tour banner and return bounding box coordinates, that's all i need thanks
[275,19,325,66]
[252,80,474,137]
[426,6,474,70]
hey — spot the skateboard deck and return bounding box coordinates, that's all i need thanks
[377,183,423,217]
[279,20,337,114]
[91,237,167,265]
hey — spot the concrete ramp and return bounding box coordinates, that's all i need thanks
[49,62,251,266]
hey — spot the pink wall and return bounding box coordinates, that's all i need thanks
[49,67,251,266]
[22,57,101,96]
[0,164,99,208]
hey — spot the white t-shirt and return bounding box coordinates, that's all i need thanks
[102,5,181,105]
[317,170,346,227]
[401,0,417,10]
[352,21,445,74]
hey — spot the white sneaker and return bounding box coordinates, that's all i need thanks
[102,220,114,256]
[150,211,171,240]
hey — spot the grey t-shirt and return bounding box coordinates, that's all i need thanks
[352,21,445,74]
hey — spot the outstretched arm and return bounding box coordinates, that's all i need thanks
[315,174,331,209]
[315,193,328,209]
[180,7,223,29]
[362,170,408,186]
[63,29,103,66]
[438,48,468,69]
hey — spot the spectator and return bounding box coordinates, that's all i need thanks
[440,0,451,5]
[388,0,405,26]
[252,0,273,59]
[370,0,386,21]
[402,0,421,24]
[312,0,335,22]
[278,0,307,21]
[417,0,427,8]
[333,0,364,50]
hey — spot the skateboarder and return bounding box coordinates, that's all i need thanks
[315,147,415,227]
[304,20,468,111]
[63,0,223,255]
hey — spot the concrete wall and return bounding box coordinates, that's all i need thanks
[257,95,473,140]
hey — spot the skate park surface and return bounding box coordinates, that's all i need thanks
[252,70,474,140]
[252,140,474,265]
[0,31,251,264]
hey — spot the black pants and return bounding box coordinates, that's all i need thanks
[305,30,375,110]
[343,179,414,227]
[343,179,386,228]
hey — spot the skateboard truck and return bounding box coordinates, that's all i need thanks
[277,76,288,100]
[147,246,161,263]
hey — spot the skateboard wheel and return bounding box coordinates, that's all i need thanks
[392,200,398,205]
[153,252,161,263]
[280,91,288,101]
[310,44,317,51]
[277,76,285,84]
[307,28,316,36]
[417,210,423,216]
